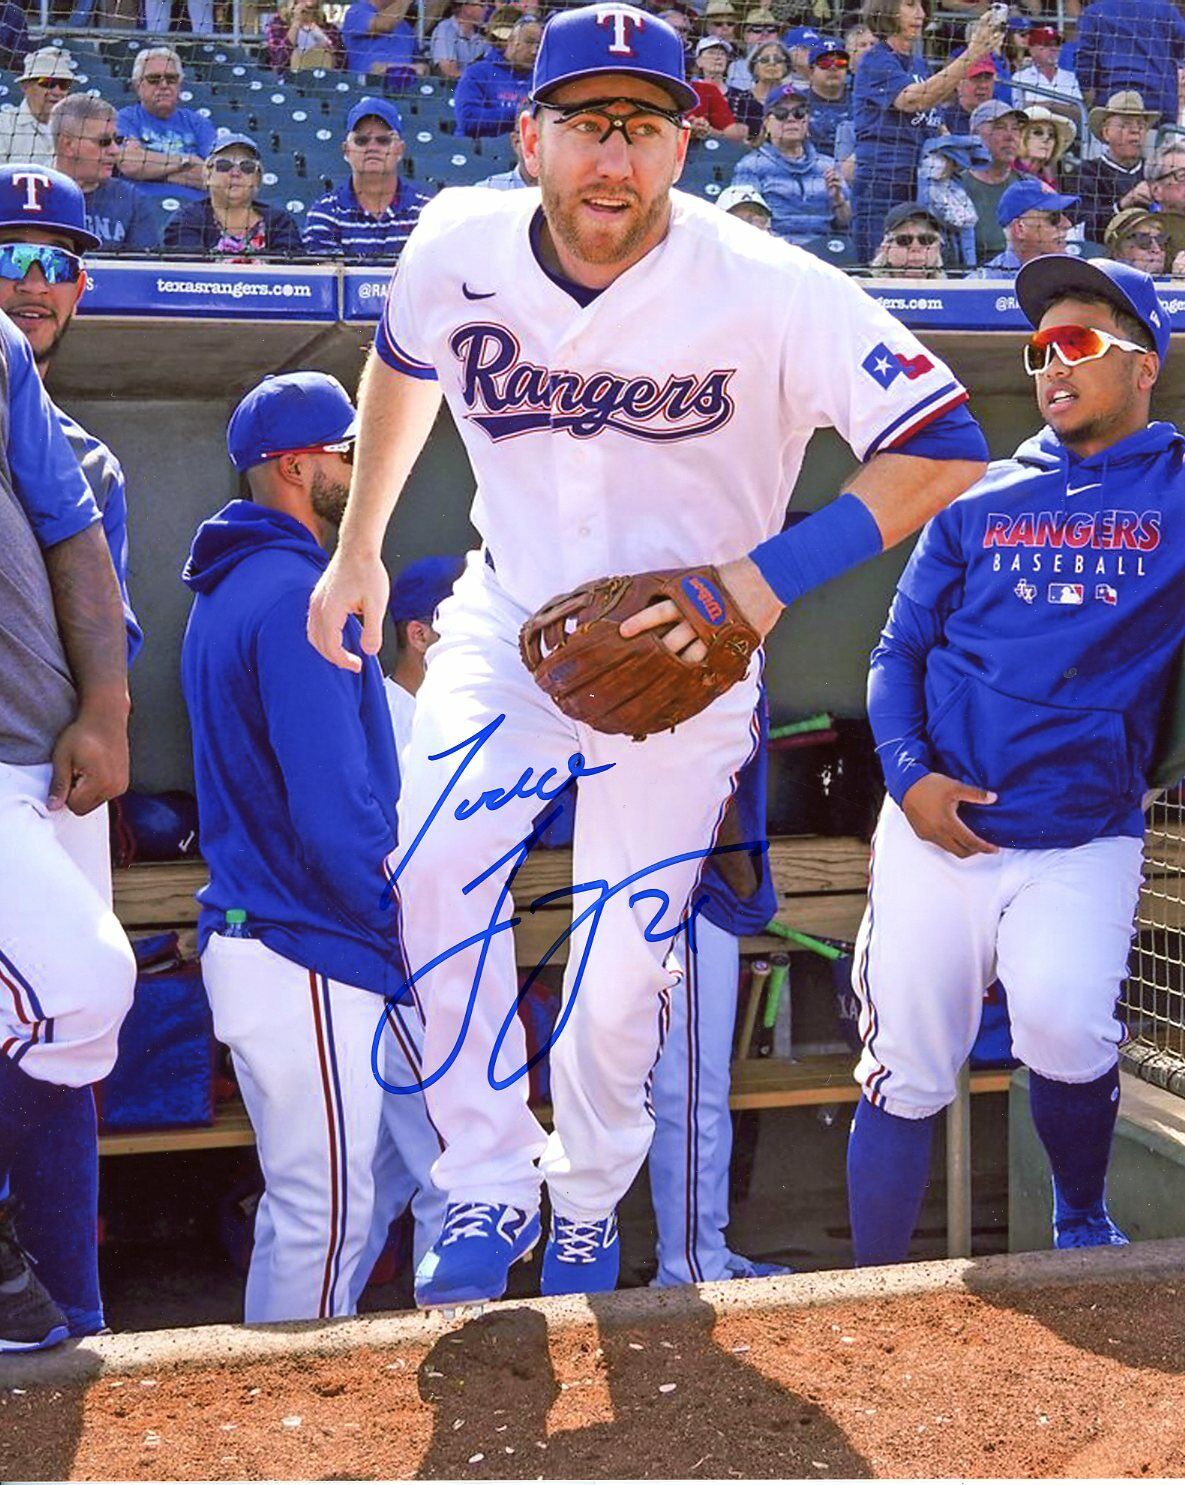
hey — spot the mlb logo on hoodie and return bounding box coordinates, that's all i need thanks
[1047,583,1084,606]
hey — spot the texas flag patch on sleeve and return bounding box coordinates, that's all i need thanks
[861,343,935,390]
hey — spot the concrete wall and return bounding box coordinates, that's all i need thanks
[50,322,1185,792]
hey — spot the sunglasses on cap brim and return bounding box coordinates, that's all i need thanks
[259,439,355,463]
[0,242,83,284]
[1023,323,1150,375]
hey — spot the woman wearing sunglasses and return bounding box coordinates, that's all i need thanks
[729,83,850,243]
[726,39,790,143]
[848,256,1185,1268]
[868,199,944,275]
[1014,105,1076,190]
[163,133,304,260]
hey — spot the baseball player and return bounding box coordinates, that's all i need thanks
[649,693,790,1285]
[182,373,409,1324]
[308,2,989,1309]
[847,257,1185,1264]
[0,163,143,1346]
[354,557,465,1293]
[0,297,135,1351]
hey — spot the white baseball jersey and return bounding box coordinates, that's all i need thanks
[379,186,968,611]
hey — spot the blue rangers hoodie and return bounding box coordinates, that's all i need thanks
[181,500,405,996]
[869,420,1185,849]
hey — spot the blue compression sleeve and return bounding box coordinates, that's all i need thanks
[749,492,884,607]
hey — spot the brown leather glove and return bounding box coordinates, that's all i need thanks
[519,566,760,741]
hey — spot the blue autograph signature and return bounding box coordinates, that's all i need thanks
[372,715,767,1095]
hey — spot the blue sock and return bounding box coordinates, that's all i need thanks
[1029,1064,1119,1218]
[846,1096,938,1266]
[0,1055,104,1335]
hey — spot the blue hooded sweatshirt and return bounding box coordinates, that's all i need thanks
[869,420,1185,849]
[181,501,405,996]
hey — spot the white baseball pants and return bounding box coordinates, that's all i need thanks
[0,761,135,1087]
[394,558,759,1220]
[852,797,1144,1119]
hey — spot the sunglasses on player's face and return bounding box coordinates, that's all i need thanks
[768,103,809,121]
[0,242,82,285]
[1023,323,1148,375]
[261,439,355,464]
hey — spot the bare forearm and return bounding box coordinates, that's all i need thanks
[338,351,443,558]
[44,524,130,718]
[847,450,986,547]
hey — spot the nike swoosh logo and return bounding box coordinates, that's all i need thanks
[1067,482,1101,497]
[462,283,496,300]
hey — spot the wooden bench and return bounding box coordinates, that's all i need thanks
[103,841,1012,1256]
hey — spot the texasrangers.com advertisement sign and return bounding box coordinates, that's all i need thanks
[78,261,338,321]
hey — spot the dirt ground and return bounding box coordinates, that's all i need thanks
[3,1275,1185,1481]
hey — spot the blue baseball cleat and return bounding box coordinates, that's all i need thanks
[723,1253,794,1280]
[414,1201,540,1310]
[1053,1202,1130,1249]
[540,1212,620,1296]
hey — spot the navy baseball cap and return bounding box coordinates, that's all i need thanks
[997,177,1078,226]
[807,38,847,65]
[346,95,404,136]
[784,25,821,48]
[531,3,698,113]
[227,372,357,472]
[0,164,99,254]
[1016,255,1171,363]
[764,81,807,114]
[388,555,466,624]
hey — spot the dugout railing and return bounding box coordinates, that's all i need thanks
[1125,792,1185,1096]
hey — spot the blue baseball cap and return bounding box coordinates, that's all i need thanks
[207,130,261,161]
[531,3,698,113]
[227,372,357,472]
[997,177,1078,226]
[1016,255,1171,363]
[0,164,99,254]
[388,555,466,624]
[764,81,807,114]
[807,37,847,65]
[784,25,821,48]
[346,95,404,136]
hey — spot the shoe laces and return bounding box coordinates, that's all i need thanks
[439,1202,502,1247]
[0,1198,30,1284]
[554,1215,614,1264]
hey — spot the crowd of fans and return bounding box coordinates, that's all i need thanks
[4,0,1185,276]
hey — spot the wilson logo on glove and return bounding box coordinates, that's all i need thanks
[681,574,726,626]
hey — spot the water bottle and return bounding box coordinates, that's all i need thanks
[224,909,250,939]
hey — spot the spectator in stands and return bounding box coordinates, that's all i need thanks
[1014,105,1076,188]
[939,55,996,137]
[0,0,29,73]
[689,39,749,141]
[918,133,985,266]
[1009,23,1082,122]
[1075,0,1185,124]
[783,25,822,83]
[264,0,346,73]
[0,48,76,170]
[726,40,790,143]
[342,0,418,88]
[868,200,944,275]
[802,39,852,156]
[115,47,216,203]
[844,21,876,72]
[1104,204,1167,270]
[716,180,773,229]
[163,133,304,258]
[655,3,695,60]
[726,9,780,89]
[1066,89,1156,243]
[960,97,1024,262]
[979,175,1077,275]
[730,84,850,243]
[430,0,489,81]
[302,98,432,259]
[51,96,158,254]
[454,15,540,139]
[702,0,740,54]
[475,118,536,186]
[1147,141,1185,263]
[144,0,214,33]
[852,0,1003,263]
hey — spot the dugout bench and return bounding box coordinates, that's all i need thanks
[103,838,1014,1258]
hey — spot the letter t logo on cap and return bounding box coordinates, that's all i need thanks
[12,171,51,213]
[597,7,643,54]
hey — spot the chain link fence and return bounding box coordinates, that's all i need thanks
[1124,791,1185,1097]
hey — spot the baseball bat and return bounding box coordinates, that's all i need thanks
[764,918,847,962]
[737,959,770,1061]
[769,713,833,740]
[758,954,790,1059]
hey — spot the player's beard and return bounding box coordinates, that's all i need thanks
[540,175,673,267]
[310,468,350,530]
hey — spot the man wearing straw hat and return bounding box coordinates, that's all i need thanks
[1067,89,1158,244]
[0,47,76,168]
